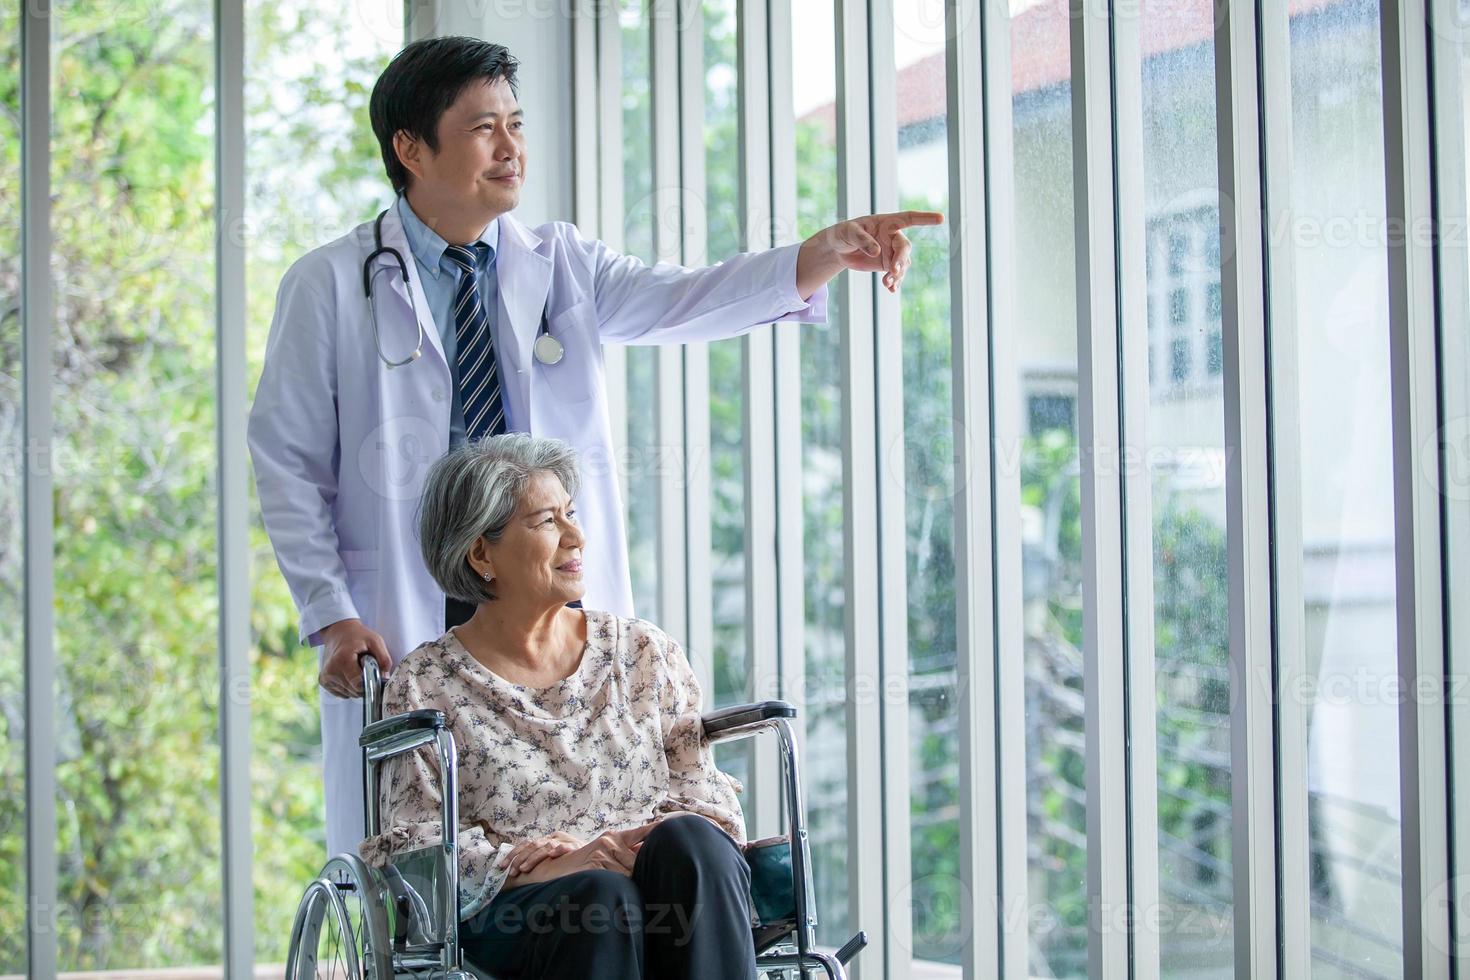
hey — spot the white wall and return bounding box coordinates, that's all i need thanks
[422,0,576,228]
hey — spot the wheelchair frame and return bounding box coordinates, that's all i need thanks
[286,653,867,980]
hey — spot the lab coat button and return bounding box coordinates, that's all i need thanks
[432,389,445,402]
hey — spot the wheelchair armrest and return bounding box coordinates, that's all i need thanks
[702,700,796,742]
[359,709,446,747]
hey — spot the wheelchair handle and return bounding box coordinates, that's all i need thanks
[835,930,868,965]
[359,652,383,729]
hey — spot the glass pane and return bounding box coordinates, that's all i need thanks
[622,0,660,621]
[1285,0,1403,973]
[891,2,961,969]
[704,0,749,789]
[0,1,23,967]
[1456,1,1470,960]
[1138,0,1234,972]
[245,0,398,962]
[1011,0,1087,973]
[51,0,221,967]
[791,0,849,945]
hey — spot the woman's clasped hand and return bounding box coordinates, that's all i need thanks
[498,822,662,887]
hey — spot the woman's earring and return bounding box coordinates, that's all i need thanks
[482,571,492,581]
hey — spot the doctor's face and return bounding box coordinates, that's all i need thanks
[477,470,585,608]
[406,76,527,221]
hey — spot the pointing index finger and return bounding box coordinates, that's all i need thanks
[896,210,944,228]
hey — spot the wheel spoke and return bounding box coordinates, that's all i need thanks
[349,892,363,977]
[355,897,368,975]
[327,917,340,980]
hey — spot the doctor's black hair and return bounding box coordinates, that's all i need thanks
[370,36,520,195]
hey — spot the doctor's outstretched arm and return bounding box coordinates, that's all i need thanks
[576,210,943,347]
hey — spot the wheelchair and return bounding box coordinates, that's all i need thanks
[286,653,868,979]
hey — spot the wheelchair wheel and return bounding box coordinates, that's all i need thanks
[286,854,395,980]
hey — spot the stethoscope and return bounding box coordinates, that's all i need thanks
[363,208,565,369]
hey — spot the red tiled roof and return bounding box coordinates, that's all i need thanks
[800,0,1347,131]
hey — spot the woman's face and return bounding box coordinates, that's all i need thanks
[474,470,585,607]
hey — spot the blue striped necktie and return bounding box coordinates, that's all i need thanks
[444,243,507,442]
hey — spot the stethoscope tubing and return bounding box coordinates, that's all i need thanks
[364,208,563,369]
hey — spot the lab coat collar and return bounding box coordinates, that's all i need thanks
[492,213,553,409]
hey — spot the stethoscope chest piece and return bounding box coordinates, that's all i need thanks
[534,331,565,365]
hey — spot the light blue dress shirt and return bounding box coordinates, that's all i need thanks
[395,194,519,446]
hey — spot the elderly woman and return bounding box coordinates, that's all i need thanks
[360,433,757,979]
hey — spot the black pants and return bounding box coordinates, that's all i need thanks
[459,814,758,980]
[446,597,581,630]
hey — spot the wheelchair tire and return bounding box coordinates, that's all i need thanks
[286,854,395,980]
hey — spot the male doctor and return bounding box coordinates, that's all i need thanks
[248,35,940,858]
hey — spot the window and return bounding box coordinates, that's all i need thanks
[0,3,22,967]
[1452,4,1470,956]
[1011,2,1088,972]
[703,0,748,795]
[1027,390,1077,439]
[621,0,660,621]
[51,0,221,966]
[1148,205,1223,395]
[1138,2,1235,971]
[892,2,960,966]
[1284,0,1404,972]
[791,0,849,945]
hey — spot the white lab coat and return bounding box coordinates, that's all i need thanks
[247,203,827,857]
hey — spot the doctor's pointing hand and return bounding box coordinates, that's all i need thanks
[796,210,943,298]
[247,34,943,859]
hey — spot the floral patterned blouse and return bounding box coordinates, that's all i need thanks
[358,609,747,920]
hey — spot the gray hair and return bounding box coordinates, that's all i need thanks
[417,433,582,603]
